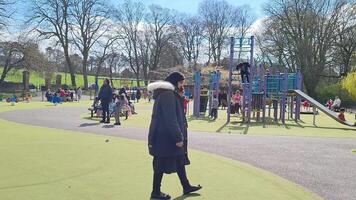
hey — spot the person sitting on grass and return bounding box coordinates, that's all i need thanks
[338,108,346,122]
[7,94,18,106]
[52,93,62,105]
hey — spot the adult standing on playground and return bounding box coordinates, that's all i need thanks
[136,88,141,103]
[98,78,113,124]
[148,72,202,200]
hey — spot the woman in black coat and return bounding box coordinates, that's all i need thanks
[148,72,202,200]
[98,78,113,123]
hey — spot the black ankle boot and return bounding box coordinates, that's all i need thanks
[150,191,171,200]
[183,184,202,195]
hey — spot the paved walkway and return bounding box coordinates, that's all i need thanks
[1,107,356,200]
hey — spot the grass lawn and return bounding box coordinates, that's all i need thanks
[0,100,91,113]
[0,102,321,200]
[83,101,356,138]
[0,68,144,88]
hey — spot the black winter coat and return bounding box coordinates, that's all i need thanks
[148,82,188,157]
[98,84,113,104]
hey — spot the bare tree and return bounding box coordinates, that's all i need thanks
[235,5,256,61]
[176,14,204,69]
[138,30,151,85]
[0,39,49,85]
[146,4,176,70]
[93,33,119,95]
[332,4,356,75]
[105,51,124,87]
[27,0,77,87]
[0,41,25,84]
[199,0,240,66]
[116,0,145,87]
[262,0,349,97]
[0,0,13,31]
[46,47,65,72]
[71,0,111,89]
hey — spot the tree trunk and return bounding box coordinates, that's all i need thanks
[304,80,318,99]
[94,63,102,97]
[109,64,114,87]
[0,64,11,86]
[0,68,8,85]
[143,65,149,86]
[82,53,89,90]
[135,72,140,87]
[63,49,76,87]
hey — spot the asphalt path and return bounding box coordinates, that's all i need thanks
[1,106,356,200]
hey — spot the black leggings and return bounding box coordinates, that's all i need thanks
[102,103,110,122]
[153,165,189,193]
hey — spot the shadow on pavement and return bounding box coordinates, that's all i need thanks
[172,193,201,200]
[79,122,99,127]
[102,125,115,129]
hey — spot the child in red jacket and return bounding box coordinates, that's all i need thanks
[338,108,346,121]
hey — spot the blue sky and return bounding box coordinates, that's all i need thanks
[14,0,268,24]
[137,0,268,18]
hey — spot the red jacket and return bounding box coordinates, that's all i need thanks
[338,113,345,121]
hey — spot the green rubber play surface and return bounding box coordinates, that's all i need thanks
[0,102,321,200]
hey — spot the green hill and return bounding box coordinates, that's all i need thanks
[0,68,145,88]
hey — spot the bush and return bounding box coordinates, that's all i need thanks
[316,83,356,108]
[342,72,356,99]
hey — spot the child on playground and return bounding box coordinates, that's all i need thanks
[120,94,130,120]
[236,62,250,83]
[113,94,126,125]
[76,87,82,102]
[338,108,346,122]
[326,99,333,110]
[211,95,219,120]
[303,100,310,111]
[233,90,242,115]
[183,96,189,114]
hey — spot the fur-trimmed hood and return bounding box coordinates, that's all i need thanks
[147,81,175,92]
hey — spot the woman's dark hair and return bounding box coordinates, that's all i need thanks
[104,78,110,85]
[165,72,185,88]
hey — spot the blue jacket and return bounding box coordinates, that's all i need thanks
[98,84,113,104]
